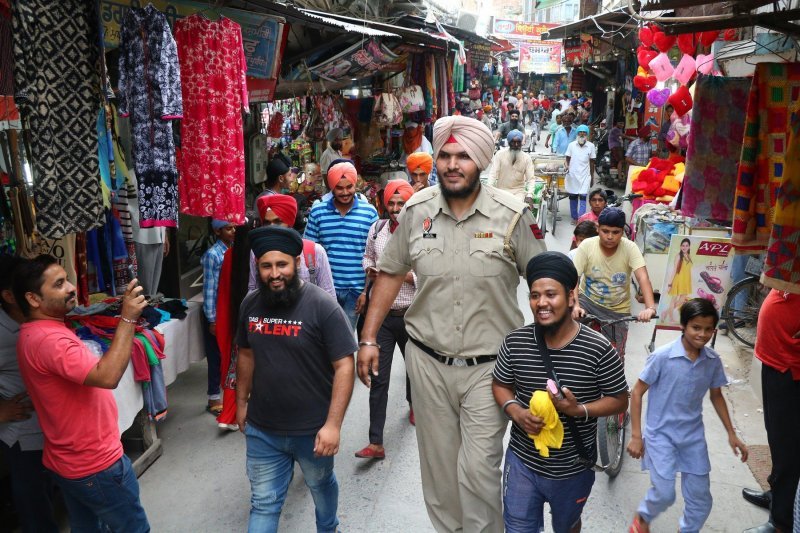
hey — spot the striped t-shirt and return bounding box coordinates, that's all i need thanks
[493,323,628,479]
[304,196,378,291]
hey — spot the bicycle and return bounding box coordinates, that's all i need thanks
[533,155,567,237]
[607,192,642,240]
[580,314,653,478]
[722,254,769,348]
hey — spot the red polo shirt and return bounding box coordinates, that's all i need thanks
[754,289,800,380]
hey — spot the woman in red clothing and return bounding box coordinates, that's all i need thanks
[215,219,256,430]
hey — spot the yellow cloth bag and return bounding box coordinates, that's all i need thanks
[527,390,564,457]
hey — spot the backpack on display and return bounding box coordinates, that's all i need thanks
[373,93,402,127]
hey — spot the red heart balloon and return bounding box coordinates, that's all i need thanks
[639,26,654,47]
[724,28,737,41]
[668,85,693,117]
[677,33,696,55]
[634,74,657,92]
[637,46,658,69]
[698,30,719,47]
[653,31,677,53]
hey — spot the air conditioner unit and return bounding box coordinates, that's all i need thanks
[457,11,479,32]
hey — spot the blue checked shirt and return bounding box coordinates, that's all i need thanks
[626,138,651,167]
[201,240,229,322]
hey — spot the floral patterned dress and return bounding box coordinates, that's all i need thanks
[118,4,183,228]
[174,14,248,224]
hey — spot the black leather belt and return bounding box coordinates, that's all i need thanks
[410,338,497,367]
[388,308,408,317]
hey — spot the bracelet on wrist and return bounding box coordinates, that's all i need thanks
[358,341,380,349]
[580,403,589,422]
[119,315,137,325]
[502,399,523,420]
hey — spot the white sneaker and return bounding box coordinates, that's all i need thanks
[218,423,238,431]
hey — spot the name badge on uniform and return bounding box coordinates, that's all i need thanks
[422,217,437,239]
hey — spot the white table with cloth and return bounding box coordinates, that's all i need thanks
[112,298,205,474]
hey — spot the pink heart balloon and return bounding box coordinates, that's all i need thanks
[673,54,696,85]
[649,52,674,82]
[647,87,671,107]
[696,52,714,75]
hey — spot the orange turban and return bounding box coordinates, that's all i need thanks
[383,179,414,207]
[432,116,494,170]
[326,161,358,191]
[257,194,297,225]
[406,152,433,175]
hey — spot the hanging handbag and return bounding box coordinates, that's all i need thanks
[397,85,424,114]
[302,104,326,143]
[373,93,402,127]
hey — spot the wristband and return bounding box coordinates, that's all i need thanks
[580,403,589,422]
[119,316,137,325]
[358,341,380,349]
[502,399,523,420]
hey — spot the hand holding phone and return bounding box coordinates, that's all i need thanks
[547,379,564,400]
[127,265,139,288]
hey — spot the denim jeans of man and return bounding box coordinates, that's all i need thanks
[0,442,58,532]
[245,423,339,533]
[569,194,587,221]
[336,288,360,331]
[51,454,150,533]
[202,313,222,401]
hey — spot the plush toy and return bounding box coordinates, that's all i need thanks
[668,85,693,117]
[637,46,659,69]
[653,31,677,53]
[648,87,671,107]
[673,54,696,85]
[699,30,719,47]
[696,52,715,75]
[677,33,696,55]
[649,53,675,82]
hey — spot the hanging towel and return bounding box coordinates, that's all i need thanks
[732,63,800,252]
[682,76,750,222]
[762,99,800,294]
[528,390,564,458]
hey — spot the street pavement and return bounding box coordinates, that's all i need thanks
[138,139,770,532]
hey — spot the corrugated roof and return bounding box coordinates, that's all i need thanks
[542,8,632,40]
[299,10,400,38]
[301,9,453,47]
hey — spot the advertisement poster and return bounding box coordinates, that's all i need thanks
[100,0,285,79]
[518,41,562,74]
[564,34,592,66]
[307,40,401,82]
[657,235,735,328]
[491,19,558,41]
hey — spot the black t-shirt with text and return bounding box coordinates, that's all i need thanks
[236,283,357,435]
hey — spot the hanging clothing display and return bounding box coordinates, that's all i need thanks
[118,4,182,228]
[732,63,800,252]
[681,76,750,222]
[11,0,104,238]
[762,99,800,293]
[0,1,20,131]
[175,14,248,224]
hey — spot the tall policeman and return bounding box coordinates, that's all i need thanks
[357,116,547,532]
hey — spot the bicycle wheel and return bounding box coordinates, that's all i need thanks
[538,194,548,236]
[597,412,625,478]
[549,182,559,236]
[723,276,770,348]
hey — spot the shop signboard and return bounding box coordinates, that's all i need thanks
[564,34,592,65]
[469,43,493,67]
[518,41,562,74]
[307,40,401,82]
[100,0,285,79]
[656,235,735,328]
[491,19,558,41]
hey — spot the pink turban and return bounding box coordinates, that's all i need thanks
[383,179,414,208]
[406,152,433,175]
[432,116,494,170]
[257,194,298,225]
[326,161,358,191]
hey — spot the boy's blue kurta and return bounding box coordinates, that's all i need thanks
[639,338,728,479]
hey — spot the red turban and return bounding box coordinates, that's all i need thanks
[383,179,414,207]
[326,161,358,191]
[256,194,297,225]
[406,152,433,175]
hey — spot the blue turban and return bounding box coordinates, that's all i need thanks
[507,129,524,142]
[211,219,232,230]
[598,207,626,228]
[577,125,590,135]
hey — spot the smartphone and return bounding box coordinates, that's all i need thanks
[546,379,564,400]
[127,265,139,288]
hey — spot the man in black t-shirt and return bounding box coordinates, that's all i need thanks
[236,226,356,533]
[492,252,628,533]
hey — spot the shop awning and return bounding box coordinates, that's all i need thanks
[541,8,635,40]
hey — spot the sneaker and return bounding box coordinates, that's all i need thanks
[218,423,238,431]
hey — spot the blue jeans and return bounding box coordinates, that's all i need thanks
[569,194,587,221]
[503,448,595,533]
[51,454,149,533]
[202,313,221,399]
[335,288,360,331]
[245,423,339,533]
[0,442,58,532]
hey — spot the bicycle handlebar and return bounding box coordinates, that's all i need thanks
[581,314,658,326]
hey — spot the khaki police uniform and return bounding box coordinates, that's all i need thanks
[379,183,546,533]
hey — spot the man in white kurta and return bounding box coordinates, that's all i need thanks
[487,130,536,203]
[564,124,596,223]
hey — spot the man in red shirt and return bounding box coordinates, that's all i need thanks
[13,254,150,532]
[742,289,800,533]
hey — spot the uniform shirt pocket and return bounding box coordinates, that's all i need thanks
[468,238,506,277]
[411,240,445,276]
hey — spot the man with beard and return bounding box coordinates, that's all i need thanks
[319,128,345,174]
[406,152,436,191]
[305,161,378,330]
[357,116,546,532]
[495,109,525,144]
[564,124,597,224]
[354,180,417,460]
[488,129,537,203]
[553,112,578,155]
[236,226,356,532]
[13,254,150,531]
[493,252,628,533]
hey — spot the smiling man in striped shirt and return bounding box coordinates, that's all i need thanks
[493,252,628,533]
[304,160,378,330]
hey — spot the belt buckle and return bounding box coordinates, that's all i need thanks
[453,358,468,368]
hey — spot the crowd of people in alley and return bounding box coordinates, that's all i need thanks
[1,103,798,533]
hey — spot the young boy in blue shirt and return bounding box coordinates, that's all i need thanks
[626,298,748,533]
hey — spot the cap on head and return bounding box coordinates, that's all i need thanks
[598,207,626,228]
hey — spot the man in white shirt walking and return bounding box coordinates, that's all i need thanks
[564,125,596,224]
